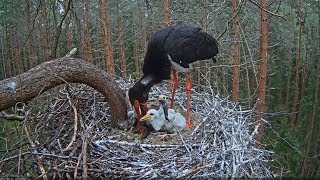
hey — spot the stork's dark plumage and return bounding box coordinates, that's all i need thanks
[129,24,219,133]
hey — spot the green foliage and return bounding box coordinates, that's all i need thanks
[265,116,303,177]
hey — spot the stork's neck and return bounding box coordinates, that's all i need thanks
[139,74,160,90]
[131,74,161,103]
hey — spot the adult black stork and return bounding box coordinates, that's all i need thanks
[129,24,219,133]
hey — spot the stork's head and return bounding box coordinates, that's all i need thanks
[139,109,159,122]
[158,95,167,104]
[128,84,148,106]
[140,109,164,131]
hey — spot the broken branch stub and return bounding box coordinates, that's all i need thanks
[0,58,128,127]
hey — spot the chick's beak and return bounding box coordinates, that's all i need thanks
[140,114,151,122]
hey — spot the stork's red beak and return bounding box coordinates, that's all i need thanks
[134,100,149,135]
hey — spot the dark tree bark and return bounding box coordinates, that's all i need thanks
[291,0,304,127]
[83,0,93,63]
[0,58,129,128]
[231,0,240,102]
[163,0,170,27]
[116,0,126,78]
[256,0,268,143]
[100,0,115,75]
[285,50,292,113]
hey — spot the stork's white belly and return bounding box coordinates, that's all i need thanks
[167,54,212,73]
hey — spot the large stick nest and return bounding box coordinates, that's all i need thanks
[0,77,274,178]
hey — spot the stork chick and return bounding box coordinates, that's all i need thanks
[158,95,186,134]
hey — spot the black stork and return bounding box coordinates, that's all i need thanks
[129,24,219,133]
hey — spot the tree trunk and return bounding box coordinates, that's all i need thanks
[231,0,240,102]
[100,0,115,75]
[291,0,303,127]
[64,0,73,51]
[163,0,170,27]
[12,26,24,75]
[43,7,51,62]
[256,0,268,143]
[4,27,12,78]
[116,0,126,78]
[83,0,93,63]
[285,51,292,113]
[134,31,140,79]
[25,0,36,68]
[0,58,129,127]
[300,43,319,178]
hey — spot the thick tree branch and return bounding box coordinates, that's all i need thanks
[0,58,129,127]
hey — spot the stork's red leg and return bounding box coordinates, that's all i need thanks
[134,100,144,134]
[170,69,178,108]
[185,73,192,128]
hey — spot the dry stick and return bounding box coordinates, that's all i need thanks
[74,152,82,179]
[23,111,48,180]
[63,95,78,151]
[63,48,78,58]
[82,135,89,179]
[0,111,24,121]
[18,148,22,175]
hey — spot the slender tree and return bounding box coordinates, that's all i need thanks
[231,0,240,102]
[134,29,140,79]
[291,0,304,126]
[25,0,36,68]
[43,6,51,62]
[116,0,126,78]
[256,0,268,143]
[83,0,93,63]
[285,50,292,113]
[100,0,115,75]
[163,0,170,27]
[64,0,73,51]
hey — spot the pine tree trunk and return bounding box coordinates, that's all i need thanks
[291,0,303,126]
[64,0,73,51]
[100,0,115,75]
[43,7,51,62]
[300,43,319,178]
[116,0,126,78]
[285,51,292,113]
[256,0,268,143]
[139,6,146,77]
[231,0,240,102]
[4,27,12,78]
[83,0,93,63]
[25,0,36,68]
[163,0,170,27]
[134,31,140,79]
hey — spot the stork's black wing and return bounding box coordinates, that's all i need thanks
[164,25,219,68]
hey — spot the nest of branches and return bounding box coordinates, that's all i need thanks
[0,77,274,179]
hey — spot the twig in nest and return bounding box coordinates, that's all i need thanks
[63,91,78,151]
[23,111,48,180]
[82,134,89,179]
[0,111,25,121]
